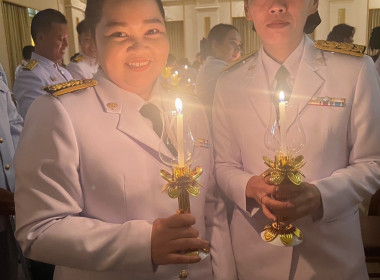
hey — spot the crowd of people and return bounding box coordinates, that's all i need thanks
[0,0,379,279]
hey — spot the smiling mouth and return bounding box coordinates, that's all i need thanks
[127,60,150,72]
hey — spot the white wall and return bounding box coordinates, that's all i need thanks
[369,0,380,9]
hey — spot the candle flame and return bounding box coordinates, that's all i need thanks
[175,98,183,113]
[279,91,285,102]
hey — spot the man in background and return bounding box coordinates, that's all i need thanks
[67,20,98,79]
[13,8,72,119]
[15,45,35,80]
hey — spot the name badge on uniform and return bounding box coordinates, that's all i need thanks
[194,138,210,148]
[308,96,346,107]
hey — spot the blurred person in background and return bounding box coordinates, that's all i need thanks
[195,23,242,123]
[326,23,355,43]
[67,19,98,79]
[15,45,35,80]
[369,26,380,76]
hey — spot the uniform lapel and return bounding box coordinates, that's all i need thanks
[244,51,273,129]
[94,71,161,153]
[290,37,325,114]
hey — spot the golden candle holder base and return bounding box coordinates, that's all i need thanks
[160,165,210,259]
[261,221,303,246]
[261,152,306,246]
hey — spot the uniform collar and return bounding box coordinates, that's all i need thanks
[93,70,165,153]
[262,36,305,89]
[32,52,61,69]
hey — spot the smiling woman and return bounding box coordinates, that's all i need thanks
[13,0,237,280]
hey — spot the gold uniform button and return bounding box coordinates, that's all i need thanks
[106,102,118,110]
[179,269,189,279]
[0,138,3,143]
[5,164,10,170]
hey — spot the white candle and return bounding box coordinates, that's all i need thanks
[175,98,185,166]
[279,91,287,153]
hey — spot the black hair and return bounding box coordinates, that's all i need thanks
[31,9,67,41]
[85,0,165,37]
[326,24,355,42]
[22,45,35,60]
[369,26,380,51]
[76,20,91,35]
[200,24,239,60]
[304,11,321,34]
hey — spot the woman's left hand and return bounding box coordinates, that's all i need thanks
[272,181,322,223]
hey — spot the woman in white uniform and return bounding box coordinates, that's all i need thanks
[14,0,236,279]
[213,0,380,279]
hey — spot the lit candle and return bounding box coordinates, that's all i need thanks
[175,98,185,166]
[279,91,287,153]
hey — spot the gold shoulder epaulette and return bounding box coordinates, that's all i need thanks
[22,59,38,71]
[71,53,84,63]
[42,79,97,97]
[223,51,258,72]
[314,40,366,57]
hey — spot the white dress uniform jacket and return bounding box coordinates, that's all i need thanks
[14,70,237,280]
[13,52,73,119]
[0,80,22,231]
[213,35,380,280]
[66,53,99,80]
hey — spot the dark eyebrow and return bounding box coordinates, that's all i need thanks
[105,18,164,28]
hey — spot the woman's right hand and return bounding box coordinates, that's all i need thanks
[151,213,209,266]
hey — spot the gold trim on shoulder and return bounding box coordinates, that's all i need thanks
[314,40,366,57]
[72,53,84,63]
[42,79,98,97]
[223,51,258,72]
[22,59,38,71]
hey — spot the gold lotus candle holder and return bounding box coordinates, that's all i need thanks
[160,164,210,258]
[158,99,210,258]
[261,152,305,246]
[160,165,202,214]
[262,99,306,246]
